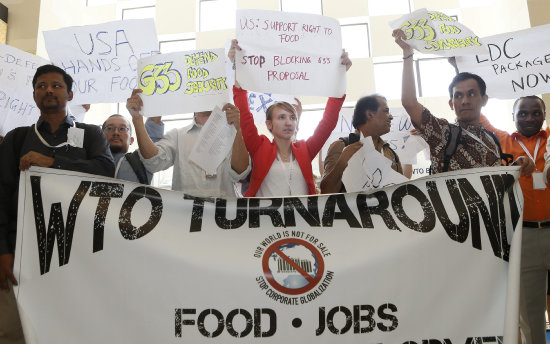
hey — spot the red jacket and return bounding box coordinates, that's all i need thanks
[233,86,345,197]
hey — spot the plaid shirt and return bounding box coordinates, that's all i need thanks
[419,107,501,174]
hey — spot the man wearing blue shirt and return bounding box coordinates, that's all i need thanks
[102,114,163,184]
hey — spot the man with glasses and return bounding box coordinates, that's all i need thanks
[102,114,163,184]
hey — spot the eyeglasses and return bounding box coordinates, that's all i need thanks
[104,126,130,133]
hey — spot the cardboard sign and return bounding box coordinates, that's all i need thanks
[43,19,159,104]
[138,48,230,116]
[0,43,49,135]
[390,8,487,57]
[236,9,345,97]
[456,24,550,99]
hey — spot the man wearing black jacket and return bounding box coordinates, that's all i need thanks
[0,64,114,342]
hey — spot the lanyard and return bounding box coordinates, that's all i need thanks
[34,119,76,149]
[462,128,499,158]
[515,136,541,164]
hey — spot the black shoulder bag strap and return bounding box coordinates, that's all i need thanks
[484,130,514,166]
[124,151,149,185]
[441,124,462,173]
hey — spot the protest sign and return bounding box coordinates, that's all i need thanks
[15,166,521,343]
[247,91,296,124]
[389,8,487,57]
[137,48,230,116]
[381,108,428,165]
[0,43,49,135]
[236,9,345,97]
[321,107,354,159]
[456,24,550,99]
[321,107,427,165]
[342,136,409,192]
[43,19,159,104]
[188,105,236,174]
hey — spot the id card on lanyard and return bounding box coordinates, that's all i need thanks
[516,136,546,190]
[34,119,85,149]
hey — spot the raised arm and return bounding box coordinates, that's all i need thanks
[393,29,423,129]
[223,103,250,174]
[127,89,159,159]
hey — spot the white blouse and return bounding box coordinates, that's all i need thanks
[256,153,309,197]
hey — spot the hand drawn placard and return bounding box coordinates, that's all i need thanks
[137,48,230,116]
[389,8,487,57]
[236,9,345,97]
[456,24,550,99]
[0,43,49,135]
[43,19,159,104]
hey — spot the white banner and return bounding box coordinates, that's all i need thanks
[389,8,487,57]
[0,43,49,135]
[43,19,159,104]
[236,9,345,97]
[138,48,231,116]
[15,167,522,343]
[456,24,550,99]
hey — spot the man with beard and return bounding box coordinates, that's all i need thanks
[102,114,163,184]
[0,64,114,343]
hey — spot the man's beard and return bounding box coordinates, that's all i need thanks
[110,144,124,154]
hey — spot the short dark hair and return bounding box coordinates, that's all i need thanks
[448,72,486,99]
[102,114,133,136]
[513,95,546,113]
[352,94,386,129]
[32,64,74,93]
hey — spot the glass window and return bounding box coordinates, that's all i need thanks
[368,0,410,16]
[341,24,370,58]
[160,39,196,53]
[483,99,516,134]
[280,0,322,15]
[417,58,457,97]
[373,61,418,100]
[122,6,156,20]
[199,0,236,31]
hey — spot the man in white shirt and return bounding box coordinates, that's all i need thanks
[127,89,250,198]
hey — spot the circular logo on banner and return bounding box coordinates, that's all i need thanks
[262,238,325,295]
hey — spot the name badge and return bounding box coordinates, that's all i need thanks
[533,172,547,190]
[67,127,85,148]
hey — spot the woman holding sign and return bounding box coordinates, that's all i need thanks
[229,40,351,197]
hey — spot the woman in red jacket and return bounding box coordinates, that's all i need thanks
[230,40,351,197]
